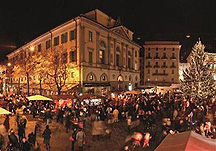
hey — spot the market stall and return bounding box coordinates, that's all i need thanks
[80,93,105,106]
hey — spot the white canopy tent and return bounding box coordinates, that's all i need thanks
[27,95,53,101]
[0,107,11,115]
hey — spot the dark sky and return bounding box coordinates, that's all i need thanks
[0,0,216,62]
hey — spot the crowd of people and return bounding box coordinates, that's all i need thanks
[0,90,215,150]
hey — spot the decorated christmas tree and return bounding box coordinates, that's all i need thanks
[180,39,216,104]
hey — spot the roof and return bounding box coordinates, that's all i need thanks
[144,41,180,45]
[155,131,216,151]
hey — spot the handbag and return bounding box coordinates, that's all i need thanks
[69,135,74,141]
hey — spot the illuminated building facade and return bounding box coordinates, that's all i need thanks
[143,41,181,86]
[7,9,140,95]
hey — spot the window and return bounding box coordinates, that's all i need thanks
[148,62,150,65]
[38,44,41,52]
[61,33,68,44]
[164,48,166,51]
[148,69,150,74]
[116,54,120,66]
[163,53,166,57]
[172,70,174,74]
[102,75,106,81]
[156,47,158,51]
[148,48,150,51]
[172,62,175,66]
[89,75,93,80]
[54,36,59,46]
[71,72,74,78]
[70,30,76,40]
[156,62,158,65]
[163,70,166,74]
[62,52,68,64]
[70,51,77,62]
[156,52,159,57]
[89,51,93,63]
[128,58,131,68]
[172,78,174,81]
[46,40,51,49]
[89,31,93,42]
[163,62,166,65]
[135,51,137,57]
[99,50,105,64]
[172,48,175,51]
[156,70,158,73]
[148,53,151,57]
[172,53,175,58]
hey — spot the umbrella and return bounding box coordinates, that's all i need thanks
[0,107,11,115]
[27,95,53,101]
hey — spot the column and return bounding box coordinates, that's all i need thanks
[81,26,85,62]
[96,32,100,65]
[113,39,116,67]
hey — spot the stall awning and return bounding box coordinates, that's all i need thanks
[27,95,53,101]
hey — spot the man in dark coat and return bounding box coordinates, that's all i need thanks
[8,129,19,148]
[42,125,51,150]
[3,115,10,132]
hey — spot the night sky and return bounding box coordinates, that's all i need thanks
[0,0,216,61]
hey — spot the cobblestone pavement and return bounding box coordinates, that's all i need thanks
[0,114,154,151]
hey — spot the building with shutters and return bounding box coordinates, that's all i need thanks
[143,41,181,87]
[7,9,140,95]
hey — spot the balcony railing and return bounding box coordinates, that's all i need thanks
[146,65,152,68]
[170,65,176,68]
[153,56,160,59]
[152,73,168,76]
[161,65,168,68]
[170,56,176,59]
[146,56,152,59]
[153,65,160,68]
[161,56,168,59]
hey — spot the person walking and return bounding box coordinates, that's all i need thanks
[3,115,10,132]
[113,108,119,123]
[76,129,85,151]
[42,125,51,151]
[70,129,76,151]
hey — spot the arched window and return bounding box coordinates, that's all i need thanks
[129,75,132,82]
[100,73,108,81]
[135,76,138,81]
[86,72,97,81]
[117,75,124,82]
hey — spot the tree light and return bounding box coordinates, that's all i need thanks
[7,62,11,67]
[30,46,35,52]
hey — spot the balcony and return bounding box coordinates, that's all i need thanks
[161,65,168,68]
[170,56,176,59]
[146,56,152,59]
[170,65,176,68]
[161,56,168,59]
[153,65,160,68]
[152,73,168,76]
[146,65,152,68]
[153,56,160,59]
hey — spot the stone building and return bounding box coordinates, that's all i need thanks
[143,41,181,86]
[7,9,140,95]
